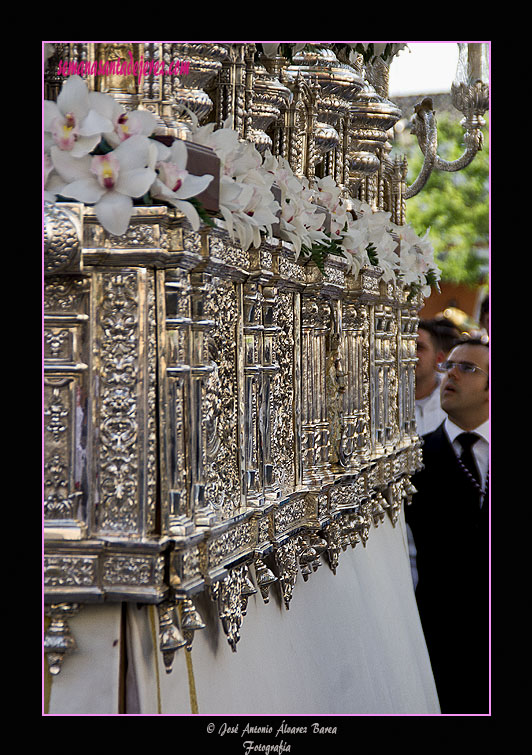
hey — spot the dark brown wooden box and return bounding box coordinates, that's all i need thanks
[152,136,220,213]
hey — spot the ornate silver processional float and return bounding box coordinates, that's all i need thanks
[43,42,489,674]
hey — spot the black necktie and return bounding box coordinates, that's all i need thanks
[456,432,481,484]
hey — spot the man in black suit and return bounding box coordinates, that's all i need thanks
[406,338,489,714]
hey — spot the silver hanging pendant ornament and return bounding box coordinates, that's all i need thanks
[298,536,318,582]
[371,493,387,527]
[44,603,80,676]
[240,565,258,615]
[157,599,187,673]
[310,532,328,560]
[358,504,372,547]
[179,598,206,651]
[254,558,278,603]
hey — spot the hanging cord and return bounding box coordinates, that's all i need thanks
[178,602,199,714]
[149,605,163,714]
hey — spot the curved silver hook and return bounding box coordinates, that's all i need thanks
[404,88,488,199]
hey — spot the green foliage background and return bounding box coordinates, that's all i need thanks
[392,113,489,285]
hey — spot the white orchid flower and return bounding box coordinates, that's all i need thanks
[278,194,328,256]
[220,138,263,180]
[262,149,279,176]
[341,222,371,259]
[230,142,264,180]
[415,227,438,265]
[398,226,440,295]
[219,177,247,240]
[149,139,214,231]
[315,175,342,208]
[391,222,441,293]
[373,232,400,281]
[314,175,350,235]
[399,249,429,289]
[221,192,259,251]
[262,153,328,253]
[389,221,422,257]
[187,114,278,244]
[264,152,305,199]
[350,198,375,218]
[339,228,372,277]
[220,172,280,251]
[43,152,67,202]
[343,249,368,279]
[189,117,248,178]
[328,200,350,237]
[89,92,158,148]
[43,75,114,157]
[51,134,157,236]
[345,210,374,247]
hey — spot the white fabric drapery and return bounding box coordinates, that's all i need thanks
[45,512,440,715]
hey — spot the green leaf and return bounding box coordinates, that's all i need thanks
[366,243,379,266]
[188,197,215,228]
[301,242,327,273]
[91,137,114,155]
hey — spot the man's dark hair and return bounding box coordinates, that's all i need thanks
[418,318,460,355]
[454,335,489,349]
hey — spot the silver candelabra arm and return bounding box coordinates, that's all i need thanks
[404,43,489,199]
[404,87,488,198]
[403,101,438,199]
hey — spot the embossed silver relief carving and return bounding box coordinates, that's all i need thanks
[92,271,146,536]
[44,210,423,672]
[271,290,298,495]
[205,280,241,521]
[44,202,83,275]
[44,271,90,537]
[240,279,282,505]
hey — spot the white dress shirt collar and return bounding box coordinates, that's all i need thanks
[444,417,489,445]
[444,417,489,493]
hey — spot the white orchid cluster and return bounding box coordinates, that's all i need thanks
[186,113,334,258]
[188,114,280,251]
[44,75,439,297]
[185,111,440,296]
[44,75,214,236]
[342,202,440,296]
[263,153,331,256]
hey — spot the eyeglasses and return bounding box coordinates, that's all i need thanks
[437,360,489,377]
